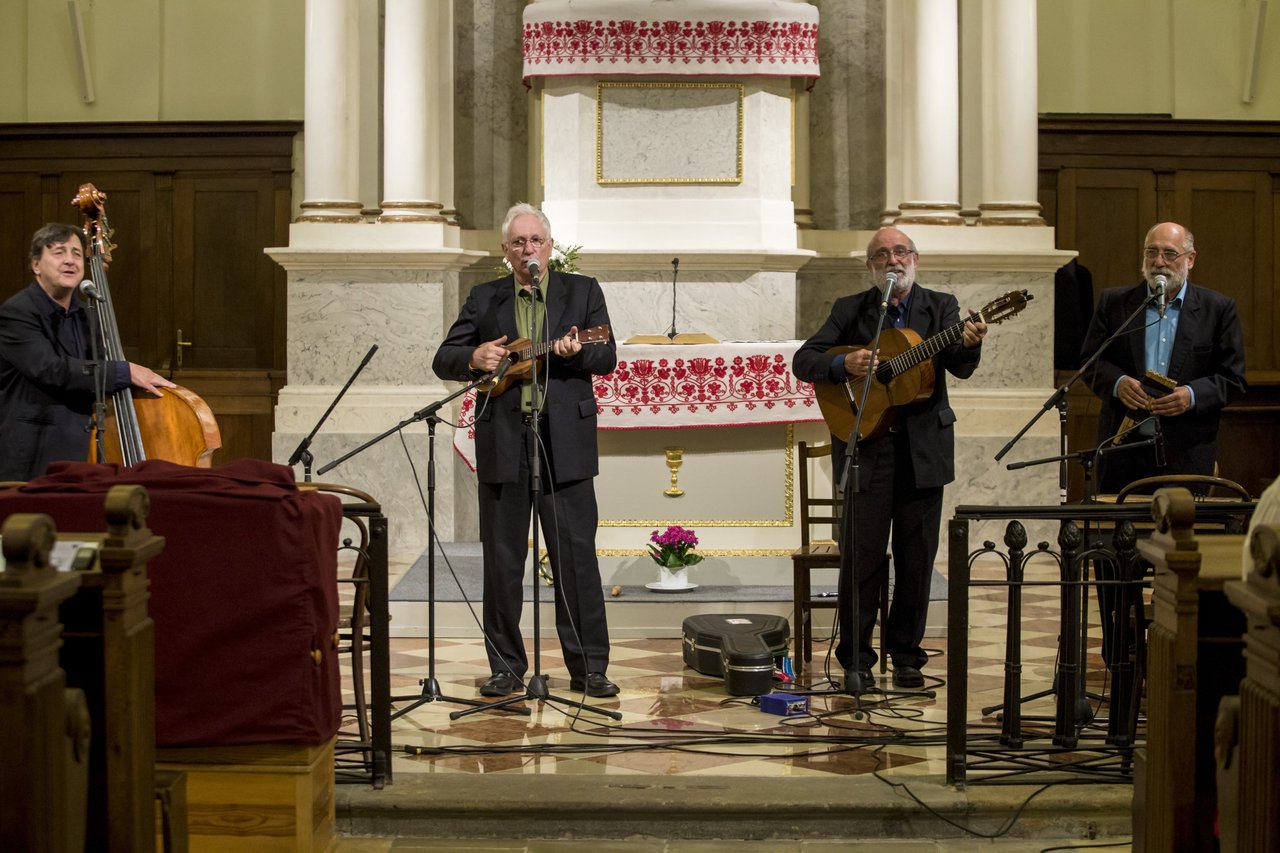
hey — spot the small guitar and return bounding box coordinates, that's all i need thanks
[477,324,612,397]
[814,290,1031,443]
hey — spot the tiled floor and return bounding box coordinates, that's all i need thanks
[334,560,1136,850]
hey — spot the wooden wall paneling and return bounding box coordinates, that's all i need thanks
[172,175,280,370]
[55,171,162,368]
[0,173,44,288]
[1173,170,1274,372]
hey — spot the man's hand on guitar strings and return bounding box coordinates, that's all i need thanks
[552,325,582,358]
[961,313,988,348]
[470,335,510,372]
[843,348,879,379]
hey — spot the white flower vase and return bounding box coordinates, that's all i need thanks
[646,564,697,592]
[658,566,688,588]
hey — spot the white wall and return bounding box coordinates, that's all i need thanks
[0,0,304,122]
[1038,0,1280,119]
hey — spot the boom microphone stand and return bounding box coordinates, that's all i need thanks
[454,263,620,722]
[989,284,1163,730]
[318,363,519,717]
[79,283,109,463]
[288,344,378,482]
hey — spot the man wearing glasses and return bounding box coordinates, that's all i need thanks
[433,202,620,699]
[793,226,987,692]
[1080,221,1246,495]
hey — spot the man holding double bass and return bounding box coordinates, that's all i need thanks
[792,226,987,692]
[0,222,173,481]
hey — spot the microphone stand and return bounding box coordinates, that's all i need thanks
[318,365,515,718]
[989,286,1161,734]
[454,274,620,722]
[666,257,680,340]
[832,283,927,703]
[996,284,1162,478]
[288,344,378,482]
[81,295,109,464]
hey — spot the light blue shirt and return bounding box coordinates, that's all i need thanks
[1114,280,1195,407]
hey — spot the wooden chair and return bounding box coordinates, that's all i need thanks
[791,441,889,677]
[1115,473,1251,503]
[302,482,376,778]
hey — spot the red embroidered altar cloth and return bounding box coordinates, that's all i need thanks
[522,1,820,82]
[452,340,821,470]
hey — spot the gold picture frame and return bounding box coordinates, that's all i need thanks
[595,81,744,185]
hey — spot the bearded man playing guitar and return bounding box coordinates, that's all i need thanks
[792,226,987,691]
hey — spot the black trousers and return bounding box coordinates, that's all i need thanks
[476,422,610,679]
[834,431,942,671]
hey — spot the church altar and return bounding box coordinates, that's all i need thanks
[450,340,832,587]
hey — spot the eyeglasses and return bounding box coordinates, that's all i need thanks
[1143,247,1192,263]
[869,245,916,264]
[507,236,547,251]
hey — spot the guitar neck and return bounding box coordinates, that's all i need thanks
[883,314,973,377]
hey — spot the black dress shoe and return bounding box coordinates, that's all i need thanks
[569,672,619,697]
[479,672,525,697]
[892,664,925,688]
[842,666,875,693]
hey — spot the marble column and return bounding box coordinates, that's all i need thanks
[380,0,446,223]
[432,1,458,224]
[894,0,963,225]
[299,0,362,222]
[977,0,1045,226]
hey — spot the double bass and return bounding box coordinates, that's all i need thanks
[75,184,222,467]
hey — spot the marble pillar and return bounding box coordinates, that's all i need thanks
[380,0,446,222]
[299,0,362,222]
[895,0,963,224]
[977,0,1045,225]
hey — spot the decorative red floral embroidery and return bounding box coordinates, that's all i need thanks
[523,19,819,68]
[594,352,816,416]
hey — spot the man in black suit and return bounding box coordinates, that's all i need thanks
[432,203,619,698]
[793,226,986,691]
[0,222,173,481]
[1080,221,1246,495]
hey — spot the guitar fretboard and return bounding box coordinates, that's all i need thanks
[875,311,981,384]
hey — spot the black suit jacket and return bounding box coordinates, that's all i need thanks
[792,283,982,490]
[432,271,617,485]
[1080,280,1246,490]
[0,282,127,480]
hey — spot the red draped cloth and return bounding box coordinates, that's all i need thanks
[0,459,344,747]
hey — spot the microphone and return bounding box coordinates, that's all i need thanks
[1154,274,1168,319]
[78,280,104,302]
[1153,420,1166,468]
[489,351,520,383]
[525,258,541,281]
[884,271,898,293]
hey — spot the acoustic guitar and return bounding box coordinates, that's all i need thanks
[477,324,611,397]
[813,290,1031,443]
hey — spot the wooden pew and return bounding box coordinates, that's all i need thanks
[0,485,167,852]
[1221,522,1280,852]
[1134,488,1247,852]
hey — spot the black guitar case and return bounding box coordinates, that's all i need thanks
[681,613,790,696]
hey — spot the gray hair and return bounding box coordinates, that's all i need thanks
[500,202,551,242]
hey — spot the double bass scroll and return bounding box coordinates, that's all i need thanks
[74,183,222,468]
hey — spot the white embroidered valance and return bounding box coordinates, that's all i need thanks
[522,0,820,82]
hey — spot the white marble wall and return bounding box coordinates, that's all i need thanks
[269,223,487,558]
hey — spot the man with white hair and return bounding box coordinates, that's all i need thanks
[433,202,619,699]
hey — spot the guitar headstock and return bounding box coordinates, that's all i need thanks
[578,324,611,344]
[978,290,1033,325]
